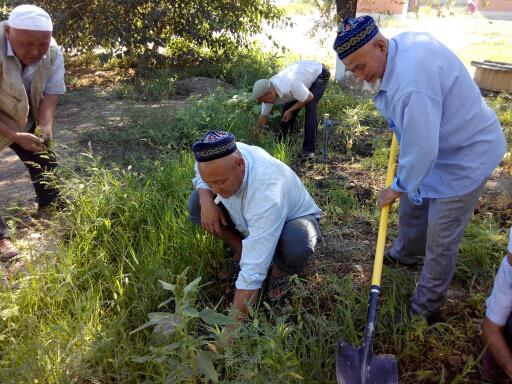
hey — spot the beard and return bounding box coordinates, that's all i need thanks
[362,78,382,95]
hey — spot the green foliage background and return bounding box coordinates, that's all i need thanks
[1,0,284,66]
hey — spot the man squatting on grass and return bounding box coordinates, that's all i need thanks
[187,130,322,318]
[333,16,506,324]
[252,60,330,160]
[0,4,66,262]
[482,228,512,381]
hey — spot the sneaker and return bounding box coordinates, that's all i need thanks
[0,239,20,262]
[384,248,420,267]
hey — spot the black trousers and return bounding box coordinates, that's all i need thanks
[279,65,330,153]
[0,123,59,240]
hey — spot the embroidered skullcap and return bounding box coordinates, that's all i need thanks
[333,15,378,60]
[252,79,271,99]
[192,130,237,162]
[8,4,53,32]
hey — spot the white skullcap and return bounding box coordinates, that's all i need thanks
[8,4,53,32]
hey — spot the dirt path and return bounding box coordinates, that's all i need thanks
[0,87,186,210]
[0,86,187,279]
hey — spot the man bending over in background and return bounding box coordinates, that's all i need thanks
[253,60,330,160]
[187,130,322,318]
[0,4,66,262]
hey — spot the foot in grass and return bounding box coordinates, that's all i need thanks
[267,267,292,304]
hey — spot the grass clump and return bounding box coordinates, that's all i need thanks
[0,153,225,382]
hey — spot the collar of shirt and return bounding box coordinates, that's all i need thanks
[377,38,397,93]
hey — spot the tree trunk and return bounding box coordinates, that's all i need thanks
[335,0,357,21]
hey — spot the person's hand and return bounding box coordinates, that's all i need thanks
[378,187,402,210]
[256,115,268,129]
[214,324,236,349]
[39,125,52,141]
[14,132,45,153]
[199,196,227,237]
[282,109,293,123]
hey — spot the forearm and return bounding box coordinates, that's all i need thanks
[288,93,314,113]
[483,318,512,377]
[38,94,58,135]
[198,188,215,204]
[232,288,259,319]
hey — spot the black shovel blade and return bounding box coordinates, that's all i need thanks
[336,341,398,384]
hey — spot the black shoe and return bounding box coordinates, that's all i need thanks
[301,151,315,161]
[384,249,420,267]
[411,308,443,326]
[37,197,68,214]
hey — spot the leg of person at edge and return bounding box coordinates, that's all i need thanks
[187,130,322,321]
[0,4,66,262]
[481,228,512,381]
[333,16,506,325]
[252,60,330,159]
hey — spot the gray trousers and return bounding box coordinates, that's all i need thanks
[187,190,322,274]
[389,181,486,314]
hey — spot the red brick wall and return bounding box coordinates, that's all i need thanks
[479,0,512,12]
[357,0,406,14]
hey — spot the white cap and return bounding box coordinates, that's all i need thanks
[508,228,512,254]
[8,4,53,32]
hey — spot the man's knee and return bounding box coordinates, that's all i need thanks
[274,216,321,274]
[187,190,201,225]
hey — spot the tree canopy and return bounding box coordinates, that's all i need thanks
[2,0,284,65]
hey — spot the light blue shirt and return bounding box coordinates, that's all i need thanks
[375,32,506,204]
[193,142,321,290]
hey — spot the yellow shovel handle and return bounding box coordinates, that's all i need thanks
[371,134,399,287]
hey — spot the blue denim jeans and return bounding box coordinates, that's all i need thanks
[388,180,487,314]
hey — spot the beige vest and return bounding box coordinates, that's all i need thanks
[0,21,57,150]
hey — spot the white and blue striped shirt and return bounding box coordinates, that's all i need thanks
[6,38,66,95]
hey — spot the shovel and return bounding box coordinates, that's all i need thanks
[336,134,399,384]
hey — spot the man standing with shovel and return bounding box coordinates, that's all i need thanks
[333,16,506,325]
